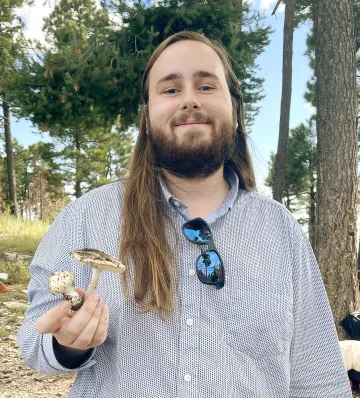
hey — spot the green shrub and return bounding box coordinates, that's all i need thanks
[0,260,30,284]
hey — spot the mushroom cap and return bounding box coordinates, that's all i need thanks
[49,271,75,294]
[70,249,126,273]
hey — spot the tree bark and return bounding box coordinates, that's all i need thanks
[39,171,43,221]
[314,0,359,339]
[308,180,316,250]
[75,132,81,198]
[2,100,17,216]
[273,0,296,203]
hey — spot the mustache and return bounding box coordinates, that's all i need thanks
[171,112,213,126]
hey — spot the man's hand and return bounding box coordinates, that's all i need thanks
[36,288,109,351]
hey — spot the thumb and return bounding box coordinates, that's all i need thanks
[36,300,72,334]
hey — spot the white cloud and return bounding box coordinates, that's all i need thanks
[15,0,122,45]
[15,0,53,46]
[260,0,285,13]
[304,103,316,114]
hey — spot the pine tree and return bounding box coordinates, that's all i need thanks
[0,0,29,215]
[104,0,272,128]
[11,0,132,197]
[266,118,317,246]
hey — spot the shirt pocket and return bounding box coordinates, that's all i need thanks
[226,276,293,361]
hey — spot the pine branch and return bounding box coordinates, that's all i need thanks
[271,0,283,15]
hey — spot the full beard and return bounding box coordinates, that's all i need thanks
[148,118,236,179]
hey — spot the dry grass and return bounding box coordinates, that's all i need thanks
[0,328,10,338]
[0,213,50,254]
[0,213,50,284]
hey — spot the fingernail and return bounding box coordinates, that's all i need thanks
[61,301,71,310]
[92,294,100,304]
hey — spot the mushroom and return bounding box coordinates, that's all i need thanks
[69,249,126,300]
[48,271,83,310]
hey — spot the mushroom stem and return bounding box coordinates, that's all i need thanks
[85,268,101,299]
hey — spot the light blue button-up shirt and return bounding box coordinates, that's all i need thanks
[17,168,352,397]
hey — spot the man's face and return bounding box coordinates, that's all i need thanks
[147,40,236,178]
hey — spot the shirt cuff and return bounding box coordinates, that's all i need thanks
[41,333,96,372]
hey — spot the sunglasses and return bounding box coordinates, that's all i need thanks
[182,218,225,289]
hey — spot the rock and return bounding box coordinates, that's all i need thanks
[3,253,18,261]
[0,312,10,316]
[0,253,33,262]
[0,273,8,280]
[1,302,29,309]
[4,326,12,330]
[20,290,28,294]
[17,255,34,262]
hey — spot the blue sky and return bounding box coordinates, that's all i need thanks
[10,0,314,194]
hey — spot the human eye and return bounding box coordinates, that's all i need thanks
[163,88,179,94]
[199,85,215,91]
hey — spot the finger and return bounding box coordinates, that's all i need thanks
[36,300,72,334]
[58,294,100,345]
[71,300,105,349]
[88,305,109,348]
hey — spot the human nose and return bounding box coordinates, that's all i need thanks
[179,89,201,111]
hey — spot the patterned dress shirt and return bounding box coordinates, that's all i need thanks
[17,167,352,397]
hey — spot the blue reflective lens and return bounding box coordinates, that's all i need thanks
[183,219,212,243]
[196,250,224,284]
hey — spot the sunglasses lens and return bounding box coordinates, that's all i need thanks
[183,219,212,243]
[196,250,224,284]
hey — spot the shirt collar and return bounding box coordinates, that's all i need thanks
[158,166,240,212]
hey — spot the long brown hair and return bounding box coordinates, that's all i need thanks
[120,31,256,318]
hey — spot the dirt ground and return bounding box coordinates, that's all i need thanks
[1,283,360,398]
[0,284,75,398]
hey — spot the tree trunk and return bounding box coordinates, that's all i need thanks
[75,133,81,198]
[285,194,291,210]
[314,0,359,339]
[273,0,295,203]
[358,239,360,289]
[2,100,17,216]
[39,171,43,221]
[308,180,316,250]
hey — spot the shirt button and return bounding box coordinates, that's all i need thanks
[184,374,192,382]
[173,200,180,207]
[186,319,194,326]
[189,269,196,276]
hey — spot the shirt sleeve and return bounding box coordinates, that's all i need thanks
[289,220,352,397]
[16,204,97,376]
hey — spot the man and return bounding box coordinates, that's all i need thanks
[17,31,351,397]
